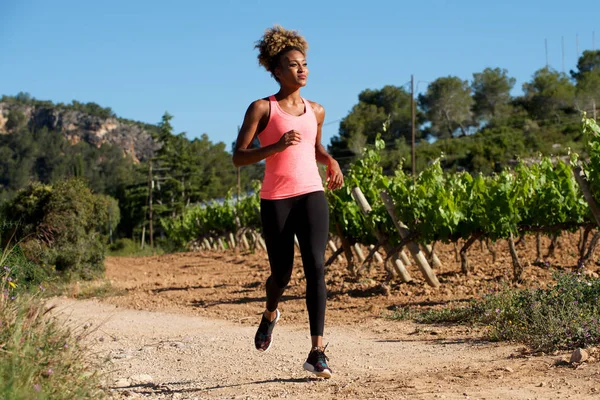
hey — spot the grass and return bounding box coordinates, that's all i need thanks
[389,271,600,353]
[107,238,164,257]
[1,241,105,399]
[42,279,126,300]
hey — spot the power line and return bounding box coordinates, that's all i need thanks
[324,118,343,126]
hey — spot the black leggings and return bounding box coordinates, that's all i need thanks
[260,191,329,336]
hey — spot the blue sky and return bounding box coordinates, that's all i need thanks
[1,0,598,150]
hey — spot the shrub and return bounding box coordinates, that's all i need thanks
[5,178,112,280]
[107,238,161,257]
[391,271,600,352]
[0,247,104,399]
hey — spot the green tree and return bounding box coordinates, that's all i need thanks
[148,112,238,242]
[418,76,474,138]
[329,85,422,161]
[571,50,600,117]
[471,67,516,122]
[522,67,576,122]
[5,110,28,132]
[5,179,110,279]
[570,50,600,79]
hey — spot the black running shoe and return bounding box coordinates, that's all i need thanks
[254,309,280,352]
[303,345,332,378]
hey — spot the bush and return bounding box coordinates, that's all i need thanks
[0,249,104,399]
[391,271,600,353]
[0,296,105,399]
[5,178,112,280]
[107,238,161,257]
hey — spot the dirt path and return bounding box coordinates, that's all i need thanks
[50,242,600,399]
[52,297,599,400]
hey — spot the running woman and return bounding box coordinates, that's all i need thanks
[232,25,343,379]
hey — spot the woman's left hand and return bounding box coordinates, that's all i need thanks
[326,159,344,190]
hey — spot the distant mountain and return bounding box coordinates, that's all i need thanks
[0,94,158,162]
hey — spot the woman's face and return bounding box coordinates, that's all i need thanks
[275,49,309,87]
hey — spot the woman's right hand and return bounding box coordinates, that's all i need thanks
[276,130,302,151]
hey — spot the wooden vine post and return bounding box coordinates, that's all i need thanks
[228,232,237,249]
[334,222,358,275]
[572,165,600,267]
[353,243,366,263]
[368,244,384,264]
[573,166,600,227]
[508,232,524,282]
[327,239,344,262]
[351,187,412,283]
[380,190,440,288]
[459,233,482,275]
[423,243,443,269]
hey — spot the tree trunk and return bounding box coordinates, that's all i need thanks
[460,234,482,275]
[486,238,497,263]
[508,233,524,282]
[580,226,593,260]
[546,233,559,258]
[535,232,542,264]
[580,232,600,269]
[515,233,526,247]
[454,241,460,262]
[335,223,357,277]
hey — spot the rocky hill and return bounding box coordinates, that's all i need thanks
[0,99,157,162]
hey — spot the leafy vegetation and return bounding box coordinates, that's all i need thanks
[2,179,112,280]
[0,241,104,399]
[329,51,600,173]
[327,128,589,250]
[161,185,261,250]
[390,271,600,353]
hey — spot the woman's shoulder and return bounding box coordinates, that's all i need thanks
[246,97,271,117]
[305,99,325,119]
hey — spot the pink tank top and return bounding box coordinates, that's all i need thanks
[258,95,324,200]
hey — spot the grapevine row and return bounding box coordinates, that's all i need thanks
[164,116,600,284]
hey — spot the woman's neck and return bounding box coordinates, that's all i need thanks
[275,87,302,103]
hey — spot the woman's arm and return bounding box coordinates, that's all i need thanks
[232,100,301,167]
[311,101,344,190]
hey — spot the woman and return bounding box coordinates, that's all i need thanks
[232,25,343,379]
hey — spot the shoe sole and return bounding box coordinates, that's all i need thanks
[257,309,280,353]
[303,362,332,379]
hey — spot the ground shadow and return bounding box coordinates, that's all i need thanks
[152,283,228,294]
[386,297,471,310]
[111,377,320,395]
[244,281,262,289]
[378,337,492,346]
[327,286,390,299]
[190,294,304,308]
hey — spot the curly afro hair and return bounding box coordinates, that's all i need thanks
[254,25,308,80]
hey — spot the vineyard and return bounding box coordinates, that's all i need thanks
[163,116,600,287]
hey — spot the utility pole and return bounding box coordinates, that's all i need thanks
[236,125,241,203]
[562,36,565,73]
[148,163,154,249]
[411,74,416,178]
[545,38,549,68]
